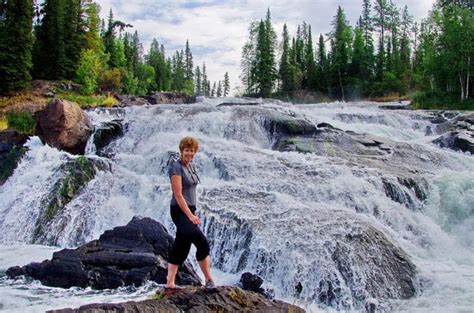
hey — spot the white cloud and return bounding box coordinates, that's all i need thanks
[96,0,435,95]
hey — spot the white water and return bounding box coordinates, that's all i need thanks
[0,99,473,312]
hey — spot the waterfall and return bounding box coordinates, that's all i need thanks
[0,99,473,312]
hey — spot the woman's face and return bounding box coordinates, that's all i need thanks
[181,147,196,164]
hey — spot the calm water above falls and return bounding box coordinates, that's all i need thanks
[0,99,473,312]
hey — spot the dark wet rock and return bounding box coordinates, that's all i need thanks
[48,286,304,313]
[34,99,92,155]
[240,272,263,293]
[144,92,196,105]
[0,130,28,185]
[262,113,317,145]
[217,102,260,107]
[116,95,149,107]
[32,156,111,245]
[93,119,125,157]
[317,122,341,130]
[379,104,412,110]
[8,217,201,289]
[432,131,474,154]
[330,225,417,305]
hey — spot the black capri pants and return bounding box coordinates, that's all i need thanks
[168,205,210,266]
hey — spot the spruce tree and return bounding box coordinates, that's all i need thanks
[223,72,230,96]
[330,6,352,100]
[211,81,216,97]
[216,81,222,97]
[279,23,293,93]
[316,34,329,94]
[32,0,67,79]
[202,62,208,96]
[195,66,202,95]
[0,0,34,94]
[104,9,119,68]
[305,25,317,90]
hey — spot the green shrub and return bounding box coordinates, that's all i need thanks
[76,49,102,95]
[102,94,117,107]
[0,117,8,130]
[6,111,36,134]
[98,68,122,93]
[411,91,474,110]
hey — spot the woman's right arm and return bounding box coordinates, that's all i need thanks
[171,175,201,224]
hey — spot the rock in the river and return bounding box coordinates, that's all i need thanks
[8,217,201,289]
[0,130,28,185]
[47,286,304,313]
[35,99,92,155]
[93,119,125,157]
[432,131,474,154]
[144,92,196,104]
[32,156,111,245]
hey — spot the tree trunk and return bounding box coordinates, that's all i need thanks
[459,73,465,100]
[466,56,470,99]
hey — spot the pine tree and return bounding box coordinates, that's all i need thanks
[184,40,193,81]
[202,62,208,96]
[216,81,222,97]
[279,24,291,93]
[223,72,230,96]
[305,25,317,90]
[32,0,67,79]
[211,81,216,97]
[240,21,259,95]
[104,9,119,68]
[329,6,352,100]
[195,66,202,95]
[316,34,329,93]
[63,0,84,79]
[253,9,277,97]
[0,0,34,93]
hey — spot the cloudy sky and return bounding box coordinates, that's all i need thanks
[95,0,435,94]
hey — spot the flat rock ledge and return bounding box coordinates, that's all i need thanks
[47,286,304,313]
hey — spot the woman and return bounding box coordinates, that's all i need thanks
[165,136,215,293]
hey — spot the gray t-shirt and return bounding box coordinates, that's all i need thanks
[168,159,199,206]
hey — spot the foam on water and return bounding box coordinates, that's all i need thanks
[0,99,472,312]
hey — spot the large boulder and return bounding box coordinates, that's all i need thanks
[144,92,196,104]
[92,119,125,157]
[432,131,474,154]
[35,99,92,155]
[47,286,304,313]
[0,130,28,185]
[32,156,111,245]
[7,217,201,289]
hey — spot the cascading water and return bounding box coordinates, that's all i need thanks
[0,98,473,312]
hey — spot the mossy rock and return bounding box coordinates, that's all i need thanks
[0,130,29,185]
[33,156,110,243]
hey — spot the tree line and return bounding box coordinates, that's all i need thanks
[0,0,231,97]
[241,1,473,106]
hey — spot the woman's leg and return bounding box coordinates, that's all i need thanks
[166,263,179,288]
[198,255,213,282]
[167,230,192,288]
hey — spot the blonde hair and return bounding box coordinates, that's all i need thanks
[179,136,199,153]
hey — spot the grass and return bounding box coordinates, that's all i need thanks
[0,118,7,130]
[102,94,117,107]
[55,89,107,109]
[5,111,36,134]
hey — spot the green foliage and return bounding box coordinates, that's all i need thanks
[0,0,34,94]
[76,49,102,95]
[102,94,117,107]
[411,91,474,110]
[6,111,36,134]
[136,64,156,95]
[121,68,138,95]
[98,68,122,93]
